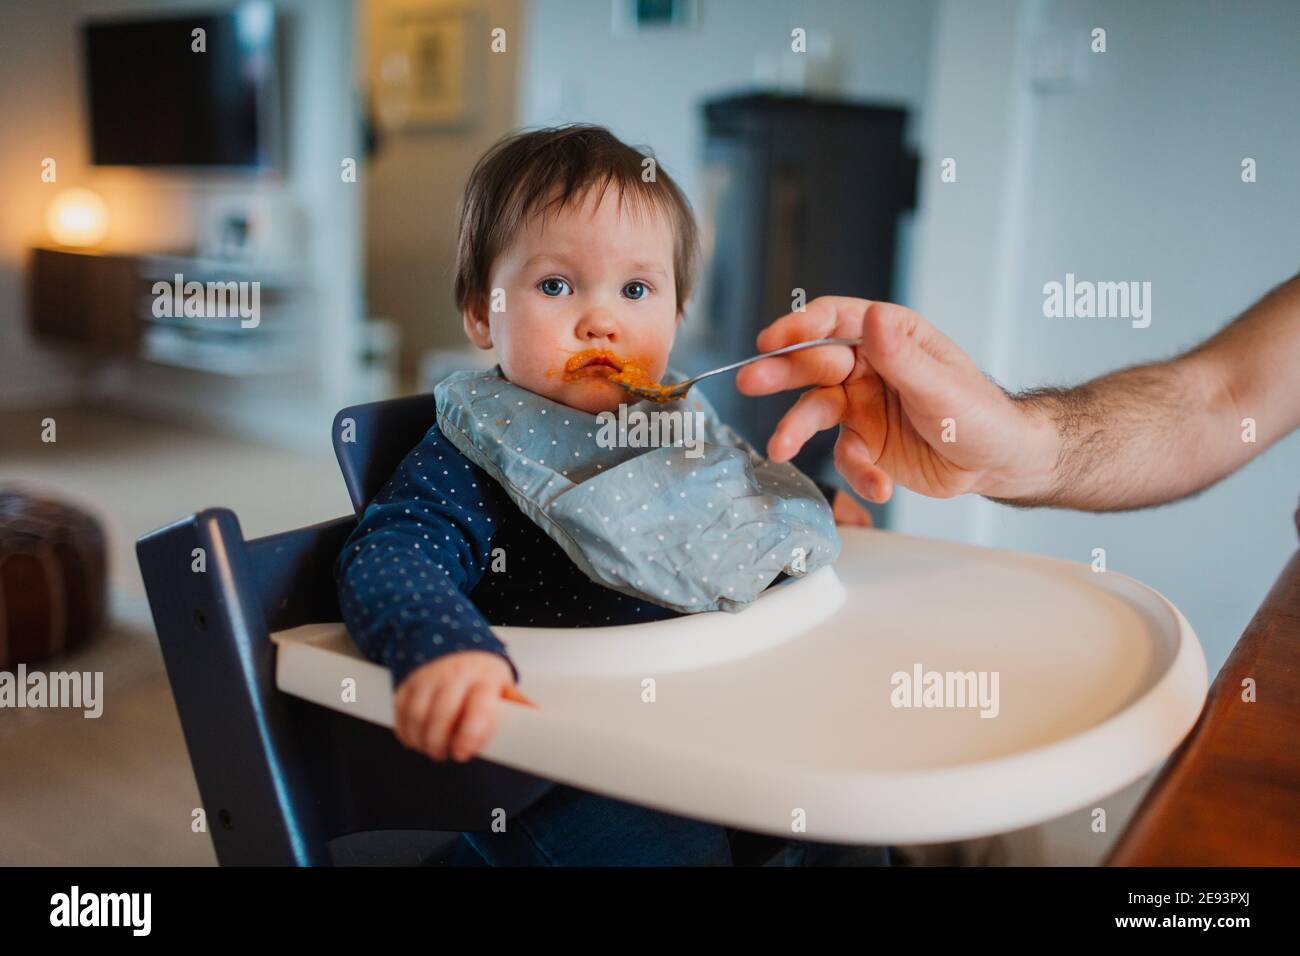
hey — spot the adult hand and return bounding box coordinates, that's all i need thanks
[736,297,1053,505]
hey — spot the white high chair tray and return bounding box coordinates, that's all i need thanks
[272,528,1207,844]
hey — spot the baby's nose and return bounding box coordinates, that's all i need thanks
[578,308,619,339]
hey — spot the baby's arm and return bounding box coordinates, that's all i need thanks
[335,424,525,761]
[829,487,873,527]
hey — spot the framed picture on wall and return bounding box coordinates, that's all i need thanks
[372,7,482,132]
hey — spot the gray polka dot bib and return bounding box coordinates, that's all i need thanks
[434,365,840,614]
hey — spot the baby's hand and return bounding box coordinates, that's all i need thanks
[831,488,874,527]
[393,651,533,763]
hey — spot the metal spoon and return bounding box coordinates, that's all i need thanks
[616,336,862,402]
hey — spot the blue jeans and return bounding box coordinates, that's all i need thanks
[460,784,890,866]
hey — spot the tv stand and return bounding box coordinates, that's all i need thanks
[27,246,306,377]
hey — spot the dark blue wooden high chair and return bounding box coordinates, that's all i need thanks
[138,392,788,865]
[137,393,554,865]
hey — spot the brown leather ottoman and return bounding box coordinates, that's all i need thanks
[0,488,107,668]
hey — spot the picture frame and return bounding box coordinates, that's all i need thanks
[372,7,482,132]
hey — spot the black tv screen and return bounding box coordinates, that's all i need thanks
[83,2,281,168]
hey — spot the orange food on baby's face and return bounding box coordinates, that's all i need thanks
[560,349,678,401]
[561,349,648,382]
[561,349,622,379]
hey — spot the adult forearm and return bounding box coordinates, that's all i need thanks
[988,359,1226,511]
[985,273,1300,512]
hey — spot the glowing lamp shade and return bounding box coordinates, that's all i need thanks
[46,189,109,248]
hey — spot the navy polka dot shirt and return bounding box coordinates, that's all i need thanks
[334,421,684,688]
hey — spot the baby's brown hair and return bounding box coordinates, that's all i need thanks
[454,124,699,317]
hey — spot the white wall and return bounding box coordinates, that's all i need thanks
[516,0,937,254]
[0,0,99,407]
[365,0,522,369]
[904,0,1300,675]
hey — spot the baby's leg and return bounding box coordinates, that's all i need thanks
[463,784,733,866]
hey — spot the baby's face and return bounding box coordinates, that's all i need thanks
[466,186,680,415]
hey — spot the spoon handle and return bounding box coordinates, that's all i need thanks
[686,336,861,386]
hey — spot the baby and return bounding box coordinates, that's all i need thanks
[336,125,874,866]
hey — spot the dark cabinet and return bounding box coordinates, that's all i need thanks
[689,93,916,502]
[27,247,144,355]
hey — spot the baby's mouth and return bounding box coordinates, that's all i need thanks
[563,349,625,379]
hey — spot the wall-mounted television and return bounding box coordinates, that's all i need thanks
[82,2,282,169]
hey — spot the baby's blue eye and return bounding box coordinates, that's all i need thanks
[623,281,648,301]
[539,277,571,297]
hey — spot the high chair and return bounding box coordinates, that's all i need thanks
[140,393,791,865]
[137,393,556,865]
[140,394,1210,864]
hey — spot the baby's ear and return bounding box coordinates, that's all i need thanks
[462,300,492,348]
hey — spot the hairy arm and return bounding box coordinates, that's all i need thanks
[988,274,1300,511]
